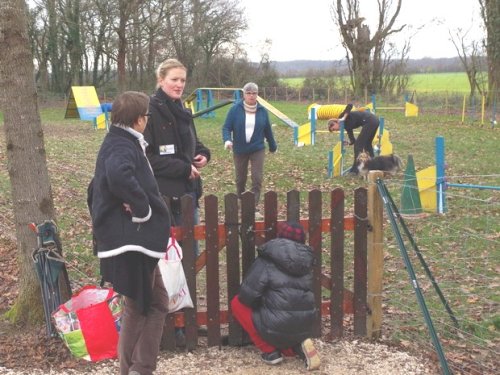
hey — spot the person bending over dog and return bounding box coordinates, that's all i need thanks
[328,104,380,175]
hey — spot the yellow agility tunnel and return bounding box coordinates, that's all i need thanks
[308,103,347,120]
[308,103,373,121]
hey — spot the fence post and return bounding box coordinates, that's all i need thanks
[263,191,278,241]
[366,171,384,339]
[330,188,345,338]
[182,195,198,350]
[353,187,368,336]
[286,190,300,222]
[225,193,244,345]
[308,189,323,337]
[241,191,256,277]
[205,195,221,346]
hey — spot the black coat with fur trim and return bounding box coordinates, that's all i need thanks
[89,126,171,313]
[238,238,317,349]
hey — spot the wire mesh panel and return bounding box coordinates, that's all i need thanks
[382,176,500,374]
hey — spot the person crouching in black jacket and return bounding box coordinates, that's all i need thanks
[230,222,321,371]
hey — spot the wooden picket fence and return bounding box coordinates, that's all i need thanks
[161,179,384,351]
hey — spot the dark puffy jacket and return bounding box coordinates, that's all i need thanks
[238,238,317,349]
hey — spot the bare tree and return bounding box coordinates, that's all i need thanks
[194,0,247,85]
[60,0,83,89]
[331,0,406,97]
[115,0,141,91]
[27,0,255,94]
[449,27,487,101]
[0,0,61,324]
[141,0,170,81]
[27,4,50,91]
[380,39,411,97]
[164,0,201,78]
[478,0,500,103]
[85,0,115,87]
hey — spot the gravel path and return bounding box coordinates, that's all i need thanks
[0,339,439,374]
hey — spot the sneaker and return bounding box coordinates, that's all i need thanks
[261,350,283,365]
[296,338,320,371]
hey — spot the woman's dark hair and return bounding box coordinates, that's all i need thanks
[111,91,149,127]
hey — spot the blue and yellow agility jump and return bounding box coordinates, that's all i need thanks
[370,94,419,117]
[64,86,110,130]
[401,136,500,215]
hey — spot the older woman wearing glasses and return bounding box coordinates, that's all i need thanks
[222,82,277,212]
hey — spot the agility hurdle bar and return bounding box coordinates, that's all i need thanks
[435,136,500,214]
[371,94,418,117]
[184,88,242,118]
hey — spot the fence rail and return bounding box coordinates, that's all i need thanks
[160,185,383,351]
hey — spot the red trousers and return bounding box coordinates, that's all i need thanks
[230,295,294,356]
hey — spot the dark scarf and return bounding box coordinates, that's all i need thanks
[157,88,196,160]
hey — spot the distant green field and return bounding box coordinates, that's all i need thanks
[282,72,475,92]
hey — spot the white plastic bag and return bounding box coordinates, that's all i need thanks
[158,235,194,312]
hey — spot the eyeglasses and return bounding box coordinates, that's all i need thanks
[244,92,258,96]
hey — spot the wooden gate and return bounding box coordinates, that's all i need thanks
[161,184,383,351]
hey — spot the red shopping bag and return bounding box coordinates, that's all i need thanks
[53,285,122,361]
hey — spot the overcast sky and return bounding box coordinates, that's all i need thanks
[239,0,484,62]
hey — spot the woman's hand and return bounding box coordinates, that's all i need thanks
[193,154,207,168]
[189,165,200,179]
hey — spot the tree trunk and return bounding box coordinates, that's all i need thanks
[67,0,82,87]
[46,0,61,92]
[334,0,404,97]
[0,0,58,325]
[480,0,500,103]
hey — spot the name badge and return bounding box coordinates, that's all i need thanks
[159,144,175,155]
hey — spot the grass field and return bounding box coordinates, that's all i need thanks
[0,100,498,373]
[282,72,475,92]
